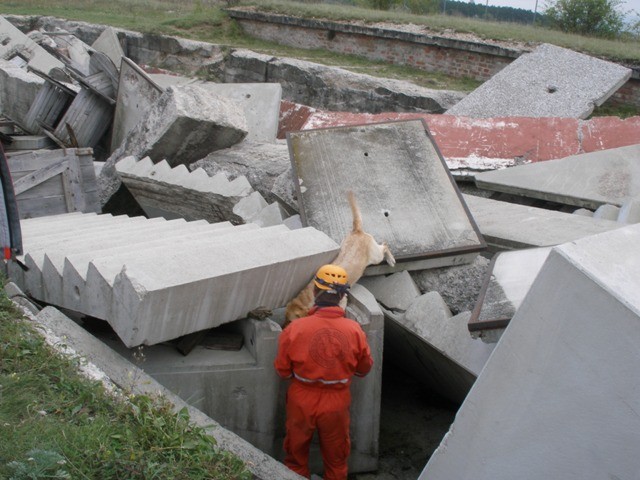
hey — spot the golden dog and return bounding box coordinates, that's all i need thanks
[283,191,395,327]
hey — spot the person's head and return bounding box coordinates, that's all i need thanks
[313,264,350,306]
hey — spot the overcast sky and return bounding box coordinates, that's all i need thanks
[485,0,640,16]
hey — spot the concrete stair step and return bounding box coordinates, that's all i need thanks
[107,226,339,347]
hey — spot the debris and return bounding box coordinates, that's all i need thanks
[468,247,552,334]
[288,119,486,273]
[115,156,254,223]
[421,224,640,479]
[463,193,622,251]
[446,43,632,118]
[475,143,640,209]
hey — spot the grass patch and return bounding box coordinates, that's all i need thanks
[0,289,251,480]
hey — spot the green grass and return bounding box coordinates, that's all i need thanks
[0,288,251,480]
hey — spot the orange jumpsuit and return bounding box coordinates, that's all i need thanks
[274,306,373,480]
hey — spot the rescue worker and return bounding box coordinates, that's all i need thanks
[274,264,373,480]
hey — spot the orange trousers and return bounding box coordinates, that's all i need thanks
[284,381,352,480]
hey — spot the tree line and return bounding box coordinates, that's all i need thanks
[361,0,638,38]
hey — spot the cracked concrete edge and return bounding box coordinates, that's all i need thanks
[3,282,303,480]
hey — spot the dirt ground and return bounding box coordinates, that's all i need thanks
[350,362,459,480]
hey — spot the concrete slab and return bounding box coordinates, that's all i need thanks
[475,144,640,209]
[80,223,269,320]
[288,119,485,271]
[62,223,251,314]
[105,226,339,347]
[420,224,640,480]
[110,57,163,153]
[91,27,125,71]
[0,60,44,131]
[446,43,631,119]
[468,247,552,332]
[4,135,55,150]
[46,29,92,75]
[288,107,640,164]
[0,16,65,74]
[100,84,249,206]
[116,156,254,223]
[149,76,282,144]
[410,254,490,315]
[358,270,421,312]
[619,199,640,224]
[120,83,248,166]
[383,293,495,404]
[463,193,622,251]
[40,218,226,306]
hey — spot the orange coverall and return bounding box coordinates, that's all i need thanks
[274,305,373,480]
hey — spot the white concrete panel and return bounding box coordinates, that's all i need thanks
[421,224,640,480]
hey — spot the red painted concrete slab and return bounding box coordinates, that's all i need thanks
[277,101,317,139]
[277,102,640,163]
[580,116,640,153]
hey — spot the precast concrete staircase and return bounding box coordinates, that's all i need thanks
[115,156,254,223]
[10,212,339,347]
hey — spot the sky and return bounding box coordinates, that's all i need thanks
[482,0,640,17]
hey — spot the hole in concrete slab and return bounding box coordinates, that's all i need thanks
[1,38,10,46]
[547,85,558,93]
[382,210,390,217]
[245,94,251,99]
[364,152,369,157]
[74,285,80,299]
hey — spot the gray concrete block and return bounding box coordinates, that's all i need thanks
[40,218,226,306]
[106,226,339,347]
[618,199,640,224]
[463,193,622,251]
[593,203,620,221]
[358,270,421,312]
[110,57,163,153]
[0,16,65,74]
[446,43,631,118]
[116,156,254,223]
[410,254,490,315]
[475,144,640,209]
[572,208,594,217]
[100,84,249,206]
[384,292,495,404]
[91,26,125,71]
[62,223,251,314]
[4,135,55,150]
[0,60,44,131]
[80,223,273,320]
[288,119,485,271]
[469,247,552,333]
[191,141,291,204]
[421,223,640,480]
[184,82,282,144]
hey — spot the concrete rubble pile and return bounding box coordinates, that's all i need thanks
[2,13,640,480]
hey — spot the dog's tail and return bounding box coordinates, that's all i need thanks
[348,191,363,233]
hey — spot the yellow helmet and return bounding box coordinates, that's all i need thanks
[313,264,350,293]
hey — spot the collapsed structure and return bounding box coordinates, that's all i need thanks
[1,13,640,480]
